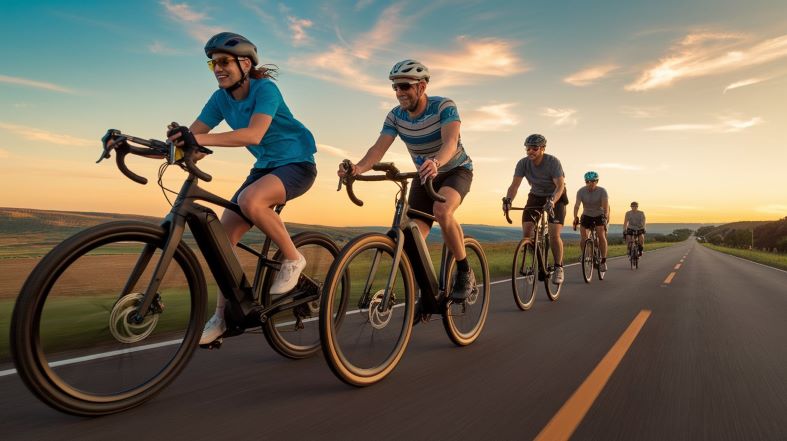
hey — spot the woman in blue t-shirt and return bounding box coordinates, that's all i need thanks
[168,32,317,345]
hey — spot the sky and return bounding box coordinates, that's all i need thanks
[1,0,786,227]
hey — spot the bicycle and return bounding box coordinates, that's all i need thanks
[505,203,562,310]
[579,221,607,283]
[318,161,491,386]
[10,127,343,416]
[626,230,642,270]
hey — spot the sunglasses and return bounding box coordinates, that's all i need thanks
[525,146,542,151]
[586,180,598,183]
[207,57,246,71]
[391,81,419,92]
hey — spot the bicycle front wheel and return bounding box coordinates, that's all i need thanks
[443,237,491,346]
[319,233,415,387]
[10,221,206,416]
[511,238,538,311]
[581,239,594,283]
[261,232,340,359]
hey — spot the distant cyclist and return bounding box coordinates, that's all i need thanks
[624,201,646,256]
[503,134,568,284]
[572,171,609,271]
[168,32,318,345]
[337,59,475,301]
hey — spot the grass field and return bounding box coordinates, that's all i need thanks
[703,244,787,271]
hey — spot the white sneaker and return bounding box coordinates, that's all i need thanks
[199,312,226,345]
[270,253,306,295]
[551,266,565,284]
[599,261,607,272]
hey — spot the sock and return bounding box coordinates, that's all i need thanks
[456,258,470,272]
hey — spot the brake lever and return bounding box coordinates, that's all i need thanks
[97,129,123,163]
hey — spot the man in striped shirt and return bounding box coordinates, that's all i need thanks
[337,59,475,301]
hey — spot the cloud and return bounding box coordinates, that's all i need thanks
[723,77,768,93]
[317,143,350,158]
[288,16,313,46]
[755,204,787,215]
[352,4,407,59]
[564,64,619,86]
[463,103,519,132]
[425,36,528,88]
[626,31,787,91]
[148,41,182,55]
[620,106,665,119]
[541,107,578,126]
[161,0,222,43]
[0,74,75,94]
[646,116,763,132]
[0,122,94,147]
[590,163,643,171]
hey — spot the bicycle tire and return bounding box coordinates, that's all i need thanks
[596,242,606,281]
[511,238,538,311]
[319,233,415,387]
[581,239,594,283]
[543,237,562,301]
[442,237,491,345]
[10,221,206,416]
[261,232,341,359]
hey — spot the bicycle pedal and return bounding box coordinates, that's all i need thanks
[199,338,223,350]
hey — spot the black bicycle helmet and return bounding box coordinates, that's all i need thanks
[205,32,259,66]
[524,134,547,148]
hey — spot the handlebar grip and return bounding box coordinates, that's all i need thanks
[424,177,446,203]
[505,209,513,224]
[116,149,148,185]
[185,157,212,182]
[345,178,363,206]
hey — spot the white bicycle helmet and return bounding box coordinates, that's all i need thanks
[389,59,430,82]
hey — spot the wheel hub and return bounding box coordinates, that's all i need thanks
[109,293,160,344]
[368,290,395,329]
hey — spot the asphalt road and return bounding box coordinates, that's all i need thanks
[2,240,786,440]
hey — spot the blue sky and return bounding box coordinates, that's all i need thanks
[1,0,786,225]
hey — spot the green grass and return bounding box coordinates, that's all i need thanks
[703,244,787,271]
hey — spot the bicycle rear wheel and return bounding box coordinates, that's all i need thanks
[443,237,490,346]
[581,239,594,283]
[511,238,538,310]
[319,233,415,387]
[10,221,206,416]
[261,232,340,359]
[597,245,606,281]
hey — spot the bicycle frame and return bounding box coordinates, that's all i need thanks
[124,173,316,329]
[509,205,553,279]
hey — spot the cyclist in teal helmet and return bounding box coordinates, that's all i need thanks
[573,171,609,271]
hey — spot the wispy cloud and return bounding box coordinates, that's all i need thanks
[620,106,665,119]
[646,116,763,132]
[564,64,618,86]
[541,107,578,126]
[755,204,787,215]
[426,36,528,88]
[148,41,182,55]
[626,31,787,91]
[288,16,314,46]
[591,163,643,171]
[723,77,768,93]
[317,143,350,158]
[0,74,75,94]
[463,103,519,132]
[161,0,222,43]
[0,122,94,147]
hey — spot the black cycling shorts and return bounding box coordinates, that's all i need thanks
[407,166,473,228]
[523,192,567,225]
[625,228,646,236]
[580,214,606,229]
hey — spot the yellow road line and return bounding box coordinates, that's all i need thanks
[663,272,676,284]
[534,310,652,441]
[674,264,681,270]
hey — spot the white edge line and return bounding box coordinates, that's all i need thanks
[705,247,787,275]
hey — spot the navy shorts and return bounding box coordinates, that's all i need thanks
[523,193,568,225]
[580,214,607,229]
[231,162,317,204]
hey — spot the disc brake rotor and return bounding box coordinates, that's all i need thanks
[368,289,395,330]
[109,293,160,344]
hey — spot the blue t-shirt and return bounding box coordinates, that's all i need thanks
[380,96,472,172]
[197,78,316,169]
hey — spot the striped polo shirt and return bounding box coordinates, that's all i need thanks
[381,96,473,172]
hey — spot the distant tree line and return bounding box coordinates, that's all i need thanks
[696,217,787,252]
